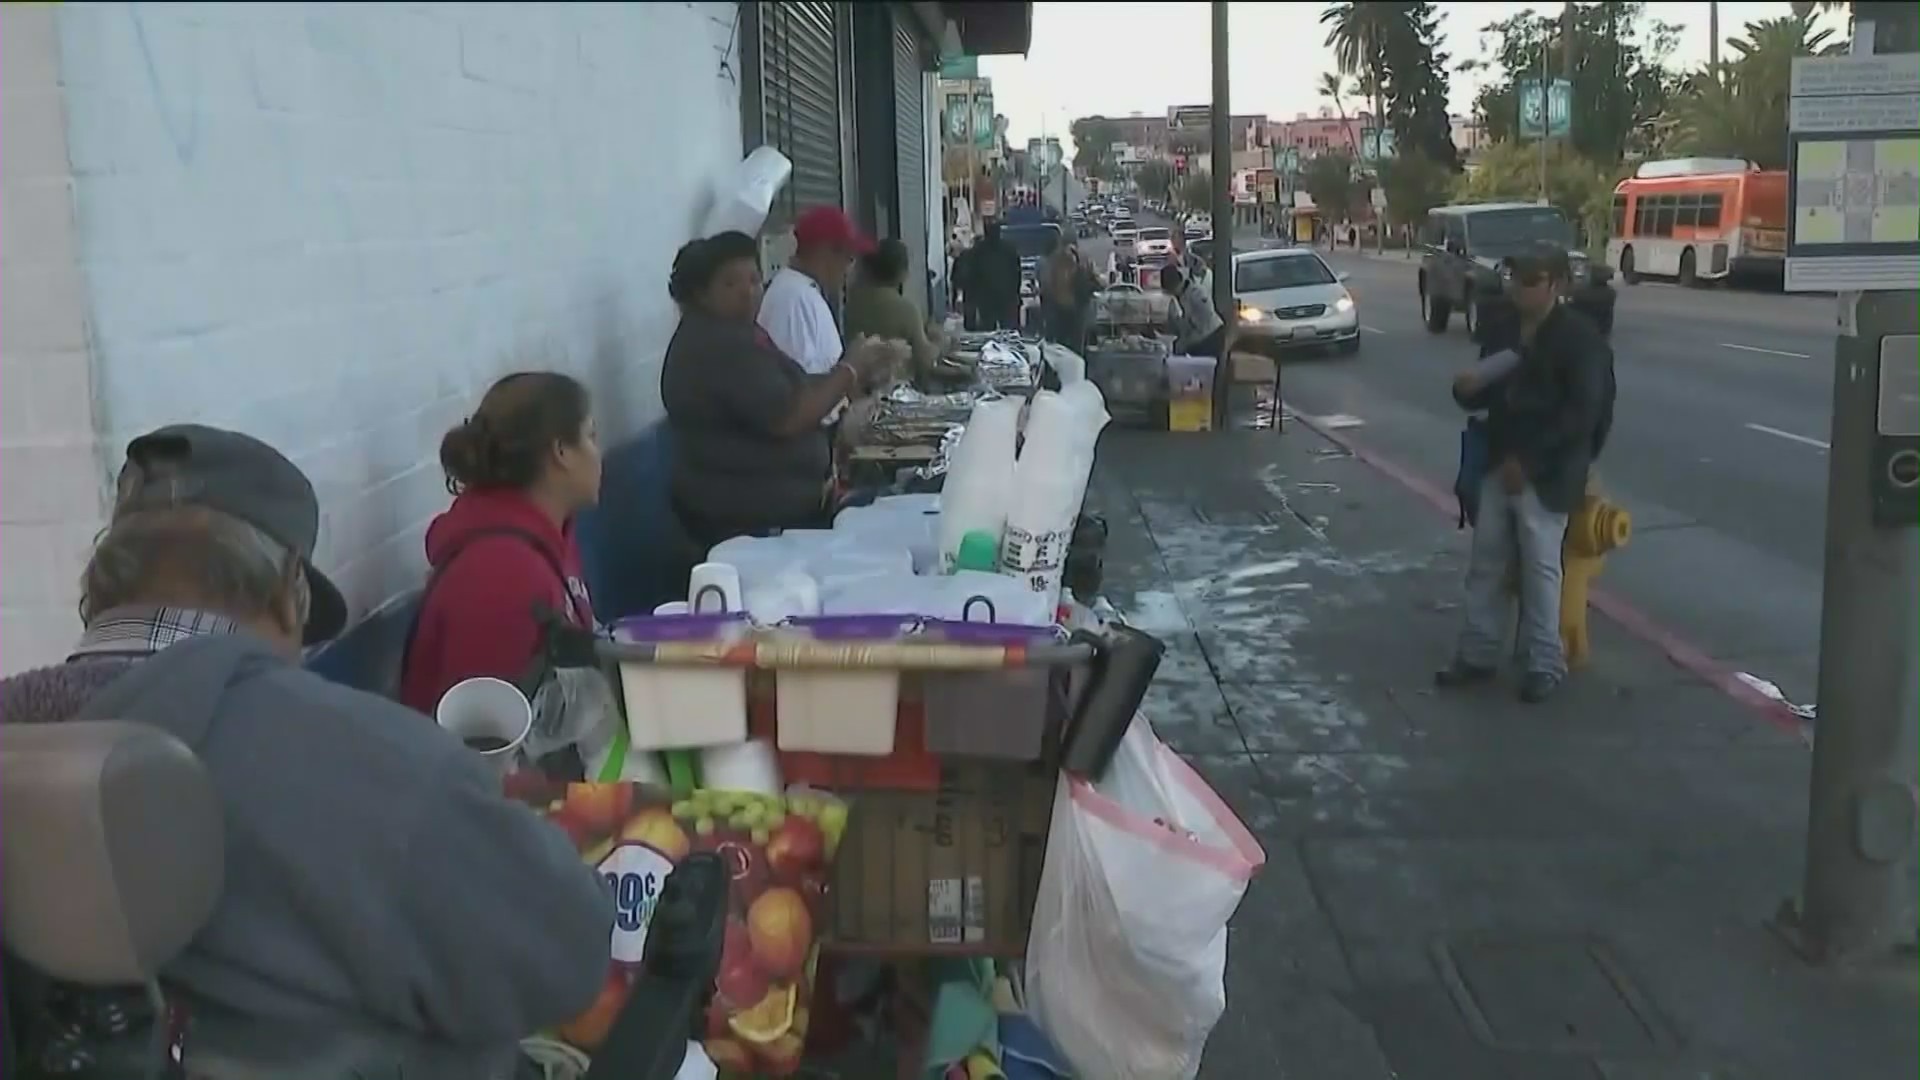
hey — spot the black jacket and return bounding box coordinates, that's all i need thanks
[1455,303,1615,514]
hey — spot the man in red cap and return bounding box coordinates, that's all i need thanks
[758,205,876,381]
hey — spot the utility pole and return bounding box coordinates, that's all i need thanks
[1209,0,1234,430]
[1788,3,1920,966]
[1536,29,1549,205]
[1708,1,1721,83]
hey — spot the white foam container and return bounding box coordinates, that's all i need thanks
[772,619,912,756]
[612,617,749,750]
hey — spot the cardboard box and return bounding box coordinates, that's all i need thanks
[826,760,1058,955]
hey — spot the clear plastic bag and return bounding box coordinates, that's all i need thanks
[1025,718,1265,1080]
[527,666,622,763]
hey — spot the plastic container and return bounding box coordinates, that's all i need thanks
[1166,354,1217,433]
[610,613,751,750]
[773,616,916,756]
[923,622,1064,760]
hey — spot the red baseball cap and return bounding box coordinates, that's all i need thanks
[793,205,875,255]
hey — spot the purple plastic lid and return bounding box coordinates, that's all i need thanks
[789,615,921,641]
[611,612,750,643]
[925,620,1061,645]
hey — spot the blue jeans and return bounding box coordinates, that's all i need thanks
[1456,476,1570,679]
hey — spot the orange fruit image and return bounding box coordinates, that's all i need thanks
[704,1037,754,1073]
[727,982,797,1046]
[620,807,690,861]
[746,887,813,980]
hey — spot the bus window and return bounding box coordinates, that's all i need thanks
[1653,195,1676,237]
[1699,193,1723,229]
[1634,197,1653,237]
[1676,194,1699,229]
[1612,195,1628,236]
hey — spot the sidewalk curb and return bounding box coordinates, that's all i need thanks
[1285,411,1808,738]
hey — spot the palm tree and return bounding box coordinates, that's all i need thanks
[1320,3,1391,162]
[1317,72,1362,157]
[1664,14,1842,168]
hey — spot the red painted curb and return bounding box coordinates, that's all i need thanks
[1288,412,1807,736]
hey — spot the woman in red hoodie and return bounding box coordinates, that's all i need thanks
[400,372,602,715]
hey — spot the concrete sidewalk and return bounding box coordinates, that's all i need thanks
[1083,421,1916,1080]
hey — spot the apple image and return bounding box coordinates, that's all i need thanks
[717,920,769,1009]
[704,1037,755,1074]
[620,808,690,862]
[765,817,825,883]
[747,887,813,980]
[548,811,596,850]
[564,782,633,835]
[557,971,629,1050]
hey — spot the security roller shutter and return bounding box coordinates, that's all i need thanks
[891,18,930,311]
[760,1,845,227]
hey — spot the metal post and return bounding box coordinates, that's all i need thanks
[1536,29,1549,205]
[1209,0,1234,430]
[1791,9,1920,965]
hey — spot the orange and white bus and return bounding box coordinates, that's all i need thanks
[1606,158,1788,286]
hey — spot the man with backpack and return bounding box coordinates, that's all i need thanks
[1438,243,1617,704]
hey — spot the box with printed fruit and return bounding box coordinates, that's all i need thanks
[518,777,848,1078]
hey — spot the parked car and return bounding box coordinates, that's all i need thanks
[1232,247,1361,356]
[1418,202,1616,337]
[1091,281,1173,331]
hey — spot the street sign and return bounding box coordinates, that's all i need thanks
[1360,128,1397,162]
[1278,146,1300,174]
[1784,54,1920,292]
[1518,79,1572,139]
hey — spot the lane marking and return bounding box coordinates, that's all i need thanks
[1722,342,1811,359]
[1360,325,1386,334]
[1745,422,1830,450]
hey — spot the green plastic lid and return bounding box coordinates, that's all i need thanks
[955,530,1001,572]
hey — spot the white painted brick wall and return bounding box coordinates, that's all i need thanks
[1,2,106,674]
[1,1,745,671]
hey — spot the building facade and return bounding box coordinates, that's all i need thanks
[0,1,1002,674]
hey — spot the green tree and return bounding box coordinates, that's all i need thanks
[1461,2,1680,164]
[1136,159,1176,202]
[1663,15,1842,168]
[1377,152,1454,228]
[1301,152,1363,221]
[1456,141,1627,249]
[1175,170,1213,211]
[1378,3,1460,170]
[1070,118,1121,179]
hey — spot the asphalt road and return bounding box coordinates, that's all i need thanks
[1279,248,1840,704]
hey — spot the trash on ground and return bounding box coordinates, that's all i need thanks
[1735,672,1817,721]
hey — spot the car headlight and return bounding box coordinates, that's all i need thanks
[1238,305,1264,324]
[1334,294,1354,313]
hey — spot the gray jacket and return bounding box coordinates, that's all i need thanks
[70,631,612,1077]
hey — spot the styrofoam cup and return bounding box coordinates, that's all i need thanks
[436,677,532,774]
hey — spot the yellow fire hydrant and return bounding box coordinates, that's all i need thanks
[1504,486,1632,669]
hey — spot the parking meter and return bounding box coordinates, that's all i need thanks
[1869,334,1919,529]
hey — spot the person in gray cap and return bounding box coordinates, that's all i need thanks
[0,425,611,1078]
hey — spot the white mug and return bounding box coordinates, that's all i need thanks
[436,677,533,775]
[687,562,743,614]
[653,600,691,616]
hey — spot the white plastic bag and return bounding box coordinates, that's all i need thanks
[702,146,792,238]
[1025,718,1265,1080]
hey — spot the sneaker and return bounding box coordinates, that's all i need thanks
[1434,660,1497,688]
[1519,671,1563,703]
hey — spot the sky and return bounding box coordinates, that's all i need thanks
[980,1,1846,151]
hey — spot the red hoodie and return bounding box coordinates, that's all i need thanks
[400,489,596,715]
